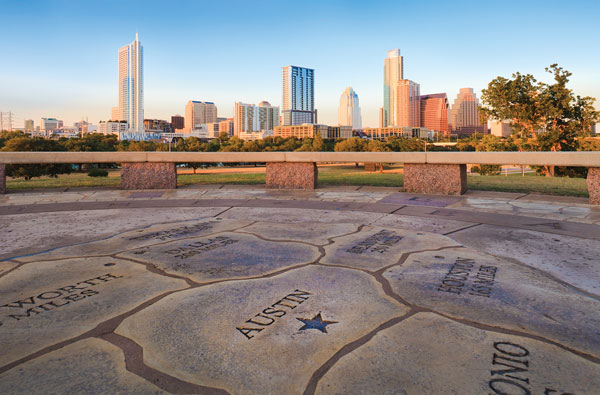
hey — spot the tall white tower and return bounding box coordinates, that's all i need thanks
[337,87,362,130]
[117,33,144,132]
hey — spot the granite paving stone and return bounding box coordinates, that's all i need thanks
[0,207,227,260]
[0,256,187,367]
[116,265,407,394]
[118,231,321,282]
[16,217,252,263]
[0,338,164,394]
[239,222,359,245]
[372,213,476,234]
[220,207,387,225]
[451,224,600,295]
[321,226,460,271]
[316,313,600,395]
[384,248,600,357]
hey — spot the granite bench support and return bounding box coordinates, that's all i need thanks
[588,167,600,205]
[266,162,317,190]
[403,163,467,195]
[0,164,5,194]
[120,162,177,190]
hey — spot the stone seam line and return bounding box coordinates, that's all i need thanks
[2,218,598,392]
[0,223,369,387]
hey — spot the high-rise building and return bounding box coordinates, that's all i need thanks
[420,93,450,135]
[185,101,217,131]
[171,115,184,130]
[115,34,144,132]
[395,80,421,128]
[450,88,483,135]
[383,49,403,127]
[338,87,362,130]
[219,118,234,137]
[282,65,315,125]
[234,101,280,138]
[24,119,34,132]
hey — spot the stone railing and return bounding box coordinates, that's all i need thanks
[0,151,598,204]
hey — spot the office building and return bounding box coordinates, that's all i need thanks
[114,34,144,132]
[420,93,450,135]
[219,118,234,137]
[99,121,129,135]
[282,65,315,125]
[40,118,63,135]
[395,80,421,128]
[338,87,362,130]
[24,119,34,132]
[274,124,352,139]
[363,126,430,140]
[234,101,279,138]
[144,119,173,134]
[450,88,484,135]
[185,100,217,131]
[171,115,184,130]
[383,49,403,127]
[490,120,513,137]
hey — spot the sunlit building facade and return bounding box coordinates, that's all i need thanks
[420,93,450,135]
[450,88,484,135]
[274,124,351,139]
[383,49,403,127]
[396,80,421,128]
[116,34,144,132]
[185,100,217,132]
[234,101,280,138]
[337,87,362,130]
[282,66,315,125]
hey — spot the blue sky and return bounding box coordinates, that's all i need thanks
[1,0,598,128]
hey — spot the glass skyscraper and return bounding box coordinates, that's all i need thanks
[117,34,144,132]
[282,66,314,125]
[383,49,403,127]
[338,87,362,130]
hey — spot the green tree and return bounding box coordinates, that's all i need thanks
[1,137,71,179]
[481,64,599,175]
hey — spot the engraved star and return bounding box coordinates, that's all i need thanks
[297,312,338,333]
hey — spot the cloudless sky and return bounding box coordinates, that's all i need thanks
[1,0,598,128]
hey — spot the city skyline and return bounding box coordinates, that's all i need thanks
[1,0,599,128]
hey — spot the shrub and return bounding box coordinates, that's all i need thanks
[87,168,108,177]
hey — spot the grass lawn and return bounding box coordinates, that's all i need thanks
[6,165,589,197]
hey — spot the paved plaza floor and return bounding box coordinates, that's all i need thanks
[1,185,599,394]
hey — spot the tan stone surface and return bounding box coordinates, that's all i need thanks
[321,226,460,271]
[116,265,407,394]
[121,162,177,190]
[266,162,317,189]
[118,231,321,282]
[17,217,252,263]
[0,207,228,260]
[0,338,164,394]
[384,248,600,357]
[0,261,18,276]
[316,313,600,395]
[221,207,387,225]
[240,222,359,245]
[404,163,467,195]
[0,256,187,366]
[372,213,475,234]
[588,167,600,204]
[451,224,600,295]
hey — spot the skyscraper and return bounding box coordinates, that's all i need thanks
[450,88,483,135]
[337,87,362,130]
[420,93,450,135]
[383,49,403,127]
[116,34,144,132]
[185,101,217,131]
[282,65,314,125]
[396,80,420,128]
